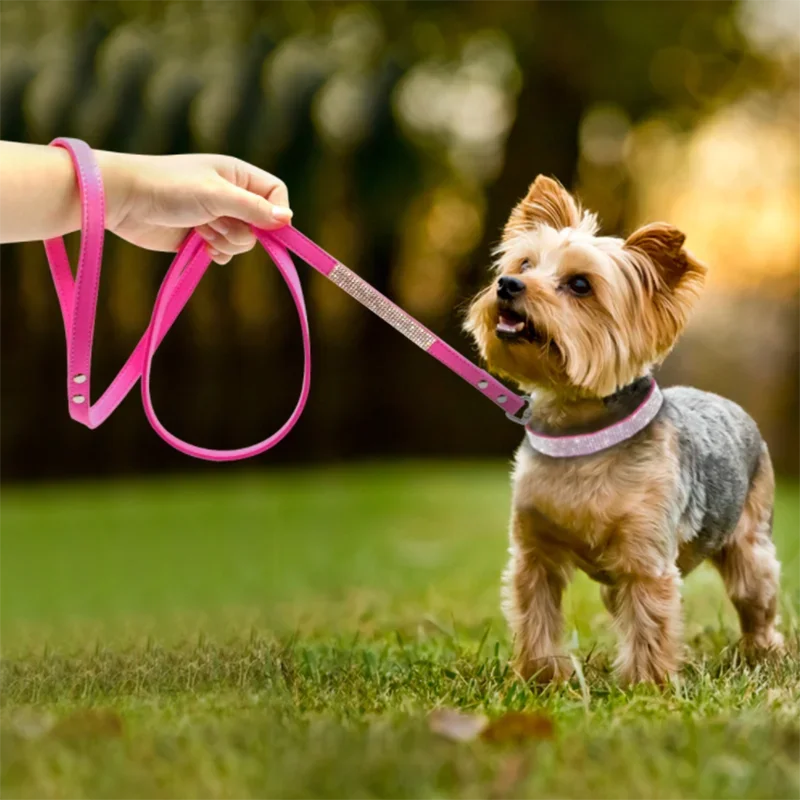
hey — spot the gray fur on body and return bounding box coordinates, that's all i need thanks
[663,386,765,570]
[517,385,767,577]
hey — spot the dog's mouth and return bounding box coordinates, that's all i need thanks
[495,305,541,343]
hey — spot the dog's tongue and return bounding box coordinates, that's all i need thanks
[497,311,525,334]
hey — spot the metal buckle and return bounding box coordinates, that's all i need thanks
[505,397,532,426]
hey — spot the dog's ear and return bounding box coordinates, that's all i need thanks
[623,222,708,355]
[504,175,581,236]
[624,223,706,290]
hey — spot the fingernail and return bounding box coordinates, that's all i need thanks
[272,206,293,222]
[213,219,229,235]
[208,246,221,259]
[201,228,217,241]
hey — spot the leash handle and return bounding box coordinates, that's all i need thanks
[43,138,525,462]
[139,227,313,460]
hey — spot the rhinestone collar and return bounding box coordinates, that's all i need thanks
[525,380,664,458]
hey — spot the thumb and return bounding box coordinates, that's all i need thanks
[208,181,293,230]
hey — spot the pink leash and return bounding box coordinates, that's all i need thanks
[44,137,529,462]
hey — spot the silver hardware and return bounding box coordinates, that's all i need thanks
[497,394,508,404]
[505,397,532,426]
[477,380,488,389]
[72,394,86,404]
[73,374,87,384]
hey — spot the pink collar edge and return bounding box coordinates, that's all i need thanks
[525,381,664,458]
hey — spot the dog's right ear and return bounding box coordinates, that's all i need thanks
[504,176,581,237]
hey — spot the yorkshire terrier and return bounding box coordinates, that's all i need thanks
[465,176,783,684]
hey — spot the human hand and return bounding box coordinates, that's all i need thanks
[99,151,292,264]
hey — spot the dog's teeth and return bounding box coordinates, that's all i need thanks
[497,321,525,333]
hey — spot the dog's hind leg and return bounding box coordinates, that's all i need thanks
[712,444,783,654]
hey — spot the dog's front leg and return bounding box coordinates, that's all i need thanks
[610,569,683,685]
[503,511,571,683]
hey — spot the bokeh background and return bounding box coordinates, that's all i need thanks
[2,6,799,797]
[1,0,798,481]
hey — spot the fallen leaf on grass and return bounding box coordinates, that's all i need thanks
[429,709,555,745]
[7,707,55,740]
[480,711,554,743]
[50,709,124,740]
[429,708,488,741]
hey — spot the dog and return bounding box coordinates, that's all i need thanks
[465,176,783,684]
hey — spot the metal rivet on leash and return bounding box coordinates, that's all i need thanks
[498,394,508,404]
[72,394,86,404]
[73,374,86,384]
[478,380,488,389]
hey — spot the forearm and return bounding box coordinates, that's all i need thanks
[0,141,128,243]
[0,142,289,259]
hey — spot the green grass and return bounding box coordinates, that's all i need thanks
[2,463,798,799]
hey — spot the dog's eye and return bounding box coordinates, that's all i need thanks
[567,275,592,296]
[520,259,531,272]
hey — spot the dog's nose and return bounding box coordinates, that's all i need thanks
[497,276,525,300]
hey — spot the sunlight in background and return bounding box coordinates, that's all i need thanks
[738,0,800,61]
[579,0,799,295]
[626,97,799,293]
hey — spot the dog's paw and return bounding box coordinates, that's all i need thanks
[615,656,678,687]
[741,629,785,659]
[616,667,674,687]
[514,654,573,684]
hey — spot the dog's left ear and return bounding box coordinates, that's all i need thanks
[624,222,708,355]
[624,222,706,290]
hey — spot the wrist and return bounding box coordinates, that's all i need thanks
[95,149,135,233]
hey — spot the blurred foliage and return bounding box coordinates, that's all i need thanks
[1,0,797,480]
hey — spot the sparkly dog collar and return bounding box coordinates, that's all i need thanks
[525,381,664,458]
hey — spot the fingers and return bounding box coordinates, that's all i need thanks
[208,183,292,230]
[195,217,257,264]
[207,160,292,230]
[207,217,257,249]
[231,159,290,210]
[268,180,289,210]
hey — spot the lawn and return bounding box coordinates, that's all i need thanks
[1,462,798,799]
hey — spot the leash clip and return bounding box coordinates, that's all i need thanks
[505,397,532,426]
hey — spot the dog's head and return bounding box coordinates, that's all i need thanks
[464,176,707,397]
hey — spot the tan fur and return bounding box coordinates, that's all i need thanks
[504,176,583,236]
[509,421,683,684]
[466,176,777,685]
[465,179,707,398]
[711,447,783,654]
[503,514,572,682]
